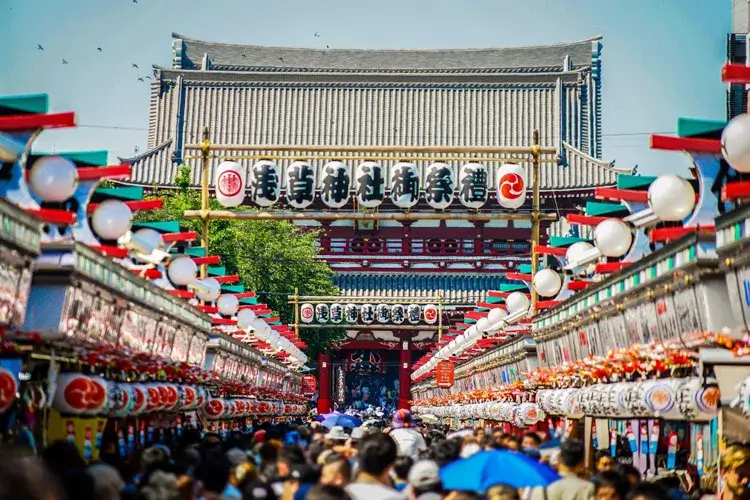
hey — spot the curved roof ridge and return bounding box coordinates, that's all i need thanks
[171,32,603,53]
[118,138,172,163]
[562,141,632,174]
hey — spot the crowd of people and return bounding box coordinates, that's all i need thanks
[0,409,748,500]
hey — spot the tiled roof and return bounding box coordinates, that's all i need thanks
[172,33,602,73]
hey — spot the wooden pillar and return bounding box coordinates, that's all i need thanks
[398,340,411,410]
[317,353,332,414]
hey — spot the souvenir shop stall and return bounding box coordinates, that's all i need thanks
[0,93,306,457]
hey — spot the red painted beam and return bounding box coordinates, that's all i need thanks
[214,275,240,284]
[487,291,510,298]
[77,164,132,181]
[130,268,162,279]
[198,305,219,313]
[566,213,609,226]
[162,231,197,242]
[263,316,280,323]
[253,309,272,316]
[567,280,592,291]
[595,187,649,203]
[89,245,129,258]
[722,181,750,202]
[233,292,256,299]
[595,261,631,273]
[212,317,237,325]
[238,304,267,311]
[535,300,561,309]
[454,323,472,329]
[464,311,487,320]
[475,302,507,310]
[0,111,76,131]
[192,256,221,265]
[169,289,195,299]
[649,225,714,243]
[535,245,567,256]
[722,63,750,84]
[26,208,76,225]
[506,272,532,281]
[87,198,163,214]
[650,134,722,154]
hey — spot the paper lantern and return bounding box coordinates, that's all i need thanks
[195,277,221,302]
[721,113,750,173]
[0,366,17,414]
[594,218,632,258]
[360,304,375,324]
[458,163,488,209]
[286,161,316,209]
[330,303,343,324]
[475,317,490,333]
[236,308,257,329]
[167,256,198,286]
[134,228,164,252]
[53,374,108,415]
[506,292,530,315]
[300,303,314,324]
[407,304,421,324]
[250,160,281,207]
[423,305,438,325]
[390,162,420,208]
[204,397,227,420]
[648,174,695,222]
[107,381,132,417]
[215,161,246,207]
[467,325,481,340]
[28,155,79,202]
[319,162,351,208]
[355,161,385,208]
[344,304,359,323]
[376,304,390,323]
[424,163,455,209]
[182,385,198,410]
[532,269,562,298]
[487,308,507,325]
[315,303,330,324]
[496,163,526,209]
[217,294,239,316]
[131,384,148,415]
[390,304,405,324]
[90,200,133,241]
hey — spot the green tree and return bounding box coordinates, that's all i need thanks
[136,165,344,359]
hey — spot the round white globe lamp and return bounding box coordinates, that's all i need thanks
[594,219,633,258]
[167,257,198,286]
[487,308,507,325]
[90,200,133,241]
[532,268,563,298]
[721,113,750,173]
[236,309,257,329]
[506,291,530,315]
[217,294,239,316]
[195,277,221,302]
[28,156,79,202]
[565,241,595,265]
[134,228,164,251]
[475,317,490,334]
[648,174,695,222]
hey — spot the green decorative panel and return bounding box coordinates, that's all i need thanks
[94,186,143,201]
[616,174,655,191]
[221,284,244,293]
[0,94,48,114]
[549,236,591,248]
[207,266,226,276]
[677,117,726,138]
[184,247,206,257]
[133,220,180,233]
[586,201,627,216]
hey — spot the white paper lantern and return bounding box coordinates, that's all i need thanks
[532,268,562,298]
[195,277,221,302]
[167,256,198,286]
[565,241,595,265]
[458,163,488,209]
[319,162,350,208]
[594,218,633,258]
[237,309,256,329]
[506,292,530,315]
[215,161,246,207]
[424,163,455,209]
[354,161,385,208]
[286,161,317,209]
[487,308,507,325]
[300,303,314,324]
[90,199,133,241]
[648,174,695,222]
[496,163,526,209]
[251,318,267,334]
[721,113,750,173]
[475,317,490,333]
[390,162,420,208]
[250,160,281,207]
[217,294,239,316]
[134,228,164,250]
[29,155,79,202]
[466,325,480,340]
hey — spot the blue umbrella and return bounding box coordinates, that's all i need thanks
[315,411,340,422]
[440,450,559,492]
[321,414,362,429]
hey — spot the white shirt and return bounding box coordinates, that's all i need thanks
[389,427,427,459]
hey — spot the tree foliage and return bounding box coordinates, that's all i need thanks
[135,165,344,359]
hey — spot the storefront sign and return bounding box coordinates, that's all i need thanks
[435,361,455,389]
[301,375,317,396]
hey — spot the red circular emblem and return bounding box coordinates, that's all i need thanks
[0,368,17,413]
[424,308,437,322]
[499,173,524,200]
[301,306,313,320]
[183,386,196,407]
[204,398,225,418]
[64,376,97,412]
[132,386,146,412]
[218,170,243,197]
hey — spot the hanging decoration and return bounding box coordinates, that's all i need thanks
[390,162,420,208]
[458,163,488,209]
[354,161,385,208]
[424,162,455,209]
[286,161,316,209]
[423,304,438,325]
[215,161,246,208]
[344,303,359,323]
[249,160,281,207]
[319,161,350,208]
[360,304,375,324]
[300,304,314,324]
[391,304,405,324]
[407,304,421,324]
[376,304,390,323]
[329,303,343,324]
[495,163,526,209]
[315,304,330,324]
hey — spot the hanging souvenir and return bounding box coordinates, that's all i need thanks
[320,161,351,208]
[286,161,316,209]
[407,304,421,324]
[390,162,420,208]
[204,397,227,421]
[376,304,390,323]
[315,304,330,324]
[424,162,455,209]
[423,304,438,325]
[300,304,314,324]
[360,304,375,324]
[53,373,108,416]
[344,304,358,323]
[215,161,246,208]
[249,160,280,207]
[354,161,385,208]
[329,303,343,324]
[458,163,488,209]
[391,304,405,324]
[496,163,526,209]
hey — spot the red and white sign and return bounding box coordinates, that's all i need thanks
[423,305,438,325]
[53,373,109,415]
[0,367,17,413]
[300,303,315,324]
[435,361,455,389]
[216,161,246,208]
[496,163,527,209]
[301,375,317,396]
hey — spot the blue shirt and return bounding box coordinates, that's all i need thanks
[223,484,242,499]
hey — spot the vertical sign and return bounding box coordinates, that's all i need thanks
[435,361,455,389]
[301,375,317,397]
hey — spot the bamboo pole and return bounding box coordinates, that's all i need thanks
[184,210,557,222]
[293,324,439,330]
[184,143,558,155]
[183,153,560,165]
[530,130,541,313]
[199,127,210,279]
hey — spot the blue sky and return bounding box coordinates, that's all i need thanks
[0,0,730,176]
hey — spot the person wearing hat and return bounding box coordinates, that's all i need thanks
[389,409,428,460]
[406,460,443,500]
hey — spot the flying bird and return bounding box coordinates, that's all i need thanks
[37,44,44,51]
[132,0,137,3]
[145,76,152,80]
[131,63,139,69]
[97,47,102,52]
[137,77,144,82]
[62,58,68,64]
[152,68,158,77]
[326,45,330,49]
[314,32,320,37]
